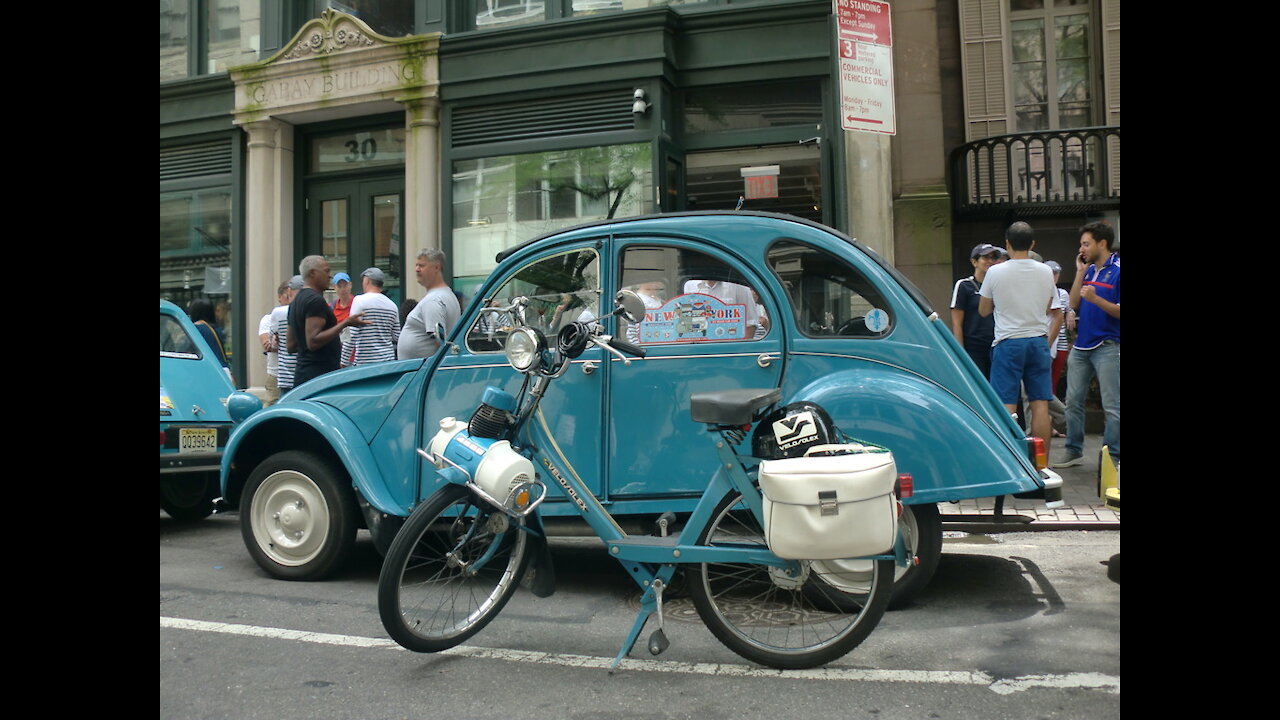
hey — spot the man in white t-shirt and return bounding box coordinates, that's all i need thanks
[341,267,401,367]
[978,222,1062,453]
[399,248,462,359]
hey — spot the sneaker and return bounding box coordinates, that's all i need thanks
[1052,452,1083,468]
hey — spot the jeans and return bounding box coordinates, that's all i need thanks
[1064,340,1120,459]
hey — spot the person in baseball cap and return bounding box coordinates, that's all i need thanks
[331,272,354,324]
[340,266,401,368]
[970,243,1000,260]
[951,244,1002,377]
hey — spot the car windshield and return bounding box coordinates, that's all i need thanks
[161,314,202,359]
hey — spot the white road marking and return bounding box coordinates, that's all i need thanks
[160,616,1118,694]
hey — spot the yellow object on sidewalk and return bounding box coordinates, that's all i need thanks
[1098,445,1120,512]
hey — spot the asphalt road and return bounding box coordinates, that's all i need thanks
[160,512,1120,719]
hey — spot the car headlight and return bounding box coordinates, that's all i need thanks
[227,391,264,424]
[504,327,545,372]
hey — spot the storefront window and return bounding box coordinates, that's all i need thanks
[684,80,823,134]
[159,187,235,364]
[451,143,653,284]
[686,144,821,221]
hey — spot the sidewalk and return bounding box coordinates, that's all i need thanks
[937,432,1119,531]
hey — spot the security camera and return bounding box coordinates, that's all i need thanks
[632,88,650,114]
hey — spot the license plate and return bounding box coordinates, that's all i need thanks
[178,427,219,454]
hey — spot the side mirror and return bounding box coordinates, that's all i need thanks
[614,289,646,324]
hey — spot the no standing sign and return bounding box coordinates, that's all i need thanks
[835,0,895,135]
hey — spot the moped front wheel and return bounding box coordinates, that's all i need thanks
[687,491,894,669]
[378,484,530,653]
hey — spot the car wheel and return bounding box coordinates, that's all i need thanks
[884,502,942,609]
[159,473,217,522]
[240,450,358,581]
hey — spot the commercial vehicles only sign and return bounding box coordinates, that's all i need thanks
[835,0,895,135]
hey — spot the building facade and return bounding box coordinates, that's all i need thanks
[159,0,1119,393]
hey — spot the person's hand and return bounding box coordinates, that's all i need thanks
[1066,310,1077,331]
[1081,285,1097,304]
[344,312,369,328]
[1075,252,1088,272]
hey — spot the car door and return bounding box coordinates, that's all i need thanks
[421,243,608,505]
[604,238,785,498]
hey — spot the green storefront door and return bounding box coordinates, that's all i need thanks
[305,176,406,305]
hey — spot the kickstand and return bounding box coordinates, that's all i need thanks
[609,595,654,673]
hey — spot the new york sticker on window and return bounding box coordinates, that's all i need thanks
[638,293,749,344]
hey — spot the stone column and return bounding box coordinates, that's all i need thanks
[403,97,441,288]
[240,118,295,393]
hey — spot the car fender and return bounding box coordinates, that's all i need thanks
[220,402,404,517]
[787,366,1042,505]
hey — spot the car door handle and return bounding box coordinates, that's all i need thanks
[757,353,779,368]
[581,361,598,375]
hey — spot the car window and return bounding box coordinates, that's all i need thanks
[466,248,601,353]
[767,240,893,338]
[618,245,769,345]
[160,314,203,359]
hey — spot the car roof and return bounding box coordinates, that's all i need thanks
[493,211,935,316]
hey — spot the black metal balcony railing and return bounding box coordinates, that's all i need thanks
[949,125,1120,218]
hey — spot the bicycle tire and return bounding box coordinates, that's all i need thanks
[687,490,894,669]
[378,484,530,653]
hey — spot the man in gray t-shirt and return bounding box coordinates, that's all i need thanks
[399,248,462,359]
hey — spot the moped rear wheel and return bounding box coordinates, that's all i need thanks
[688,491,893,669]
[378,484,530,653]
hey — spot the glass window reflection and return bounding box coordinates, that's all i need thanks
[451,144,653,281]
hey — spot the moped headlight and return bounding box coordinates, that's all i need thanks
[504,327,544,372]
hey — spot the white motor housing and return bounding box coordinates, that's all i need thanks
[427,416,537,506]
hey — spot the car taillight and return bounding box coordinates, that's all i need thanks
[895,473,913,499]
[1028,437,1047,470]
[160,430,166,446]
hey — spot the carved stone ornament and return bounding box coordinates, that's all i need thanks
[280,9,385,60]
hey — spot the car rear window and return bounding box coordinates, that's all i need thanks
[767,240,894,339]
[160,314,203,359]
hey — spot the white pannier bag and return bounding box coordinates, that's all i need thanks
[757,444,898,560]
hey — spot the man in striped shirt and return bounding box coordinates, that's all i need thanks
[341,267,401,367]
[273,275,304,396]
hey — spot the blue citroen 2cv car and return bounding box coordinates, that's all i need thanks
[220,212,1061,606]
[161,299,239,521]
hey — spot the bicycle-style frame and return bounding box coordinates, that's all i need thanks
[434,371,908,669]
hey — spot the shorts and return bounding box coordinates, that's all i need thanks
[989,336,1054,404]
